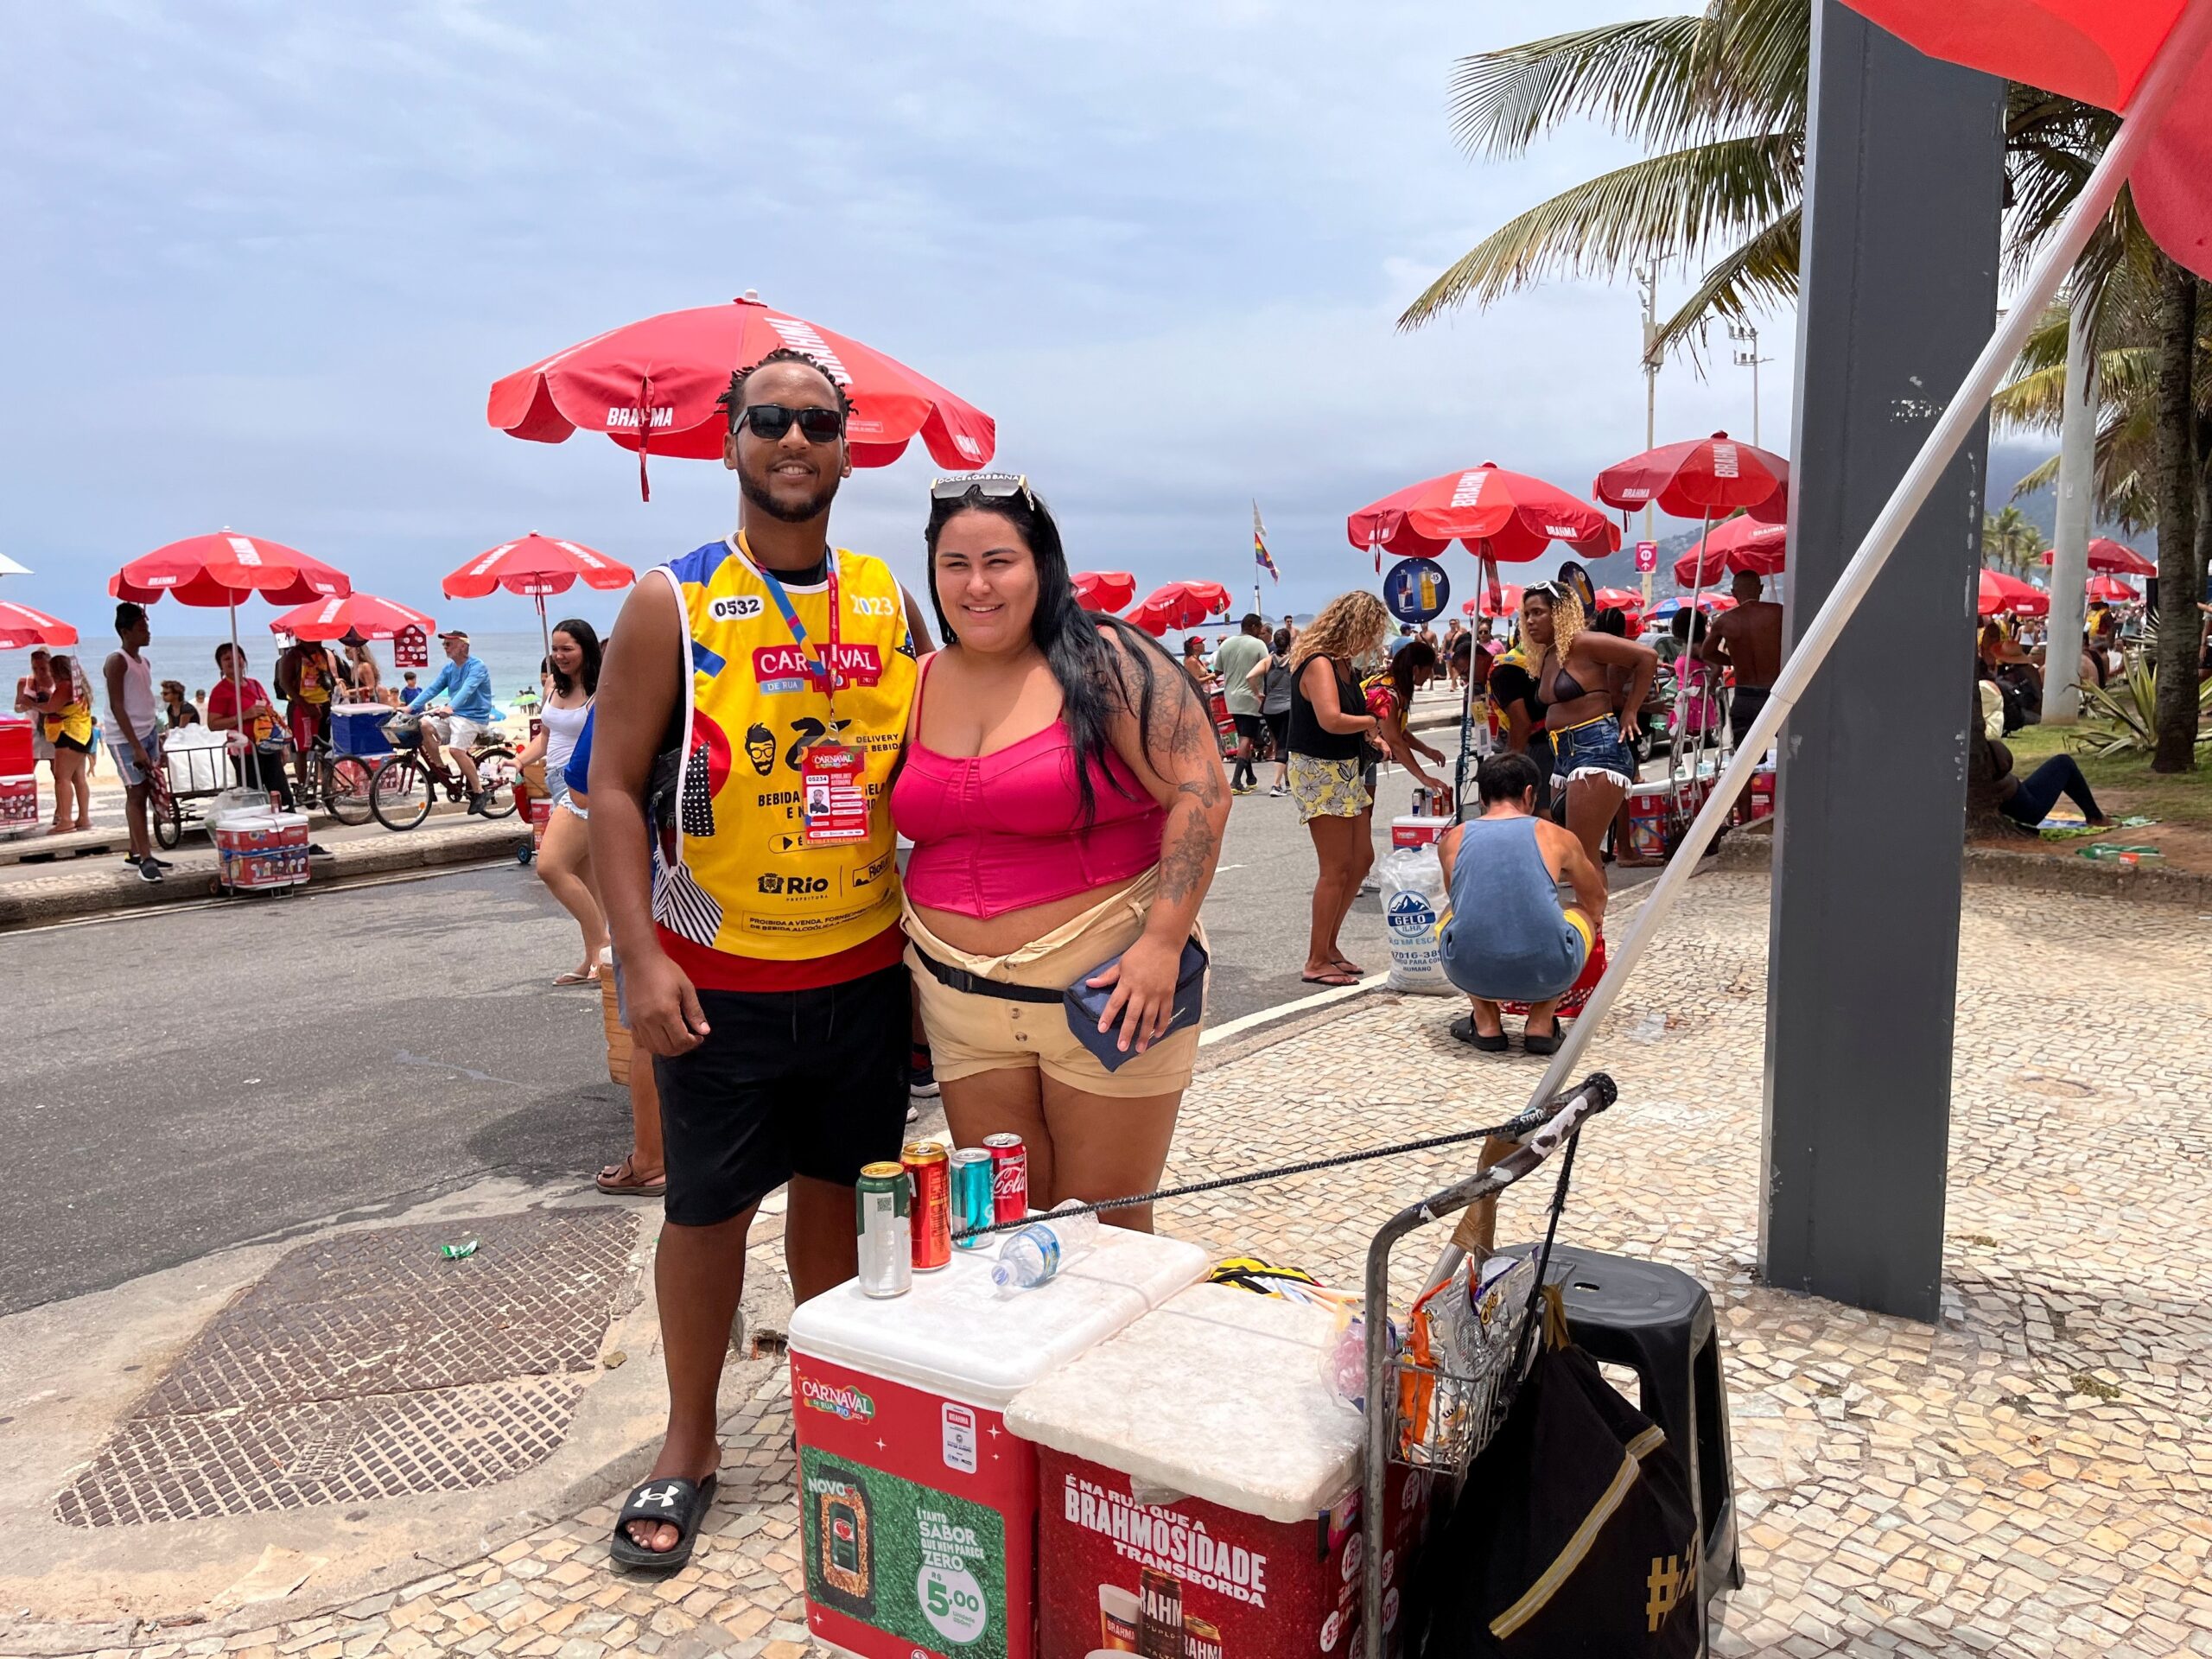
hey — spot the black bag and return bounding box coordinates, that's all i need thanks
[1418,1290,1702,1658]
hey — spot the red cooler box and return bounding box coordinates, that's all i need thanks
[787,1226,1210,1659]
[1389,815,1450,851]
[0,715,34,777]
[1009,1283,1431,1659]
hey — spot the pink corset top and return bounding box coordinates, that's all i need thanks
[892,713,1166,920]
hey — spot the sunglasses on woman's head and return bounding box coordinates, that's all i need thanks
[930,472,1032,505]
[741,404,845,443]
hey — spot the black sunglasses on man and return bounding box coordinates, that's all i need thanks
[741,404,845,443]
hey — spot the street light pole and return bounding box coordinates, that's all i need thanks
[1728,320,1775,446]
[1639,267,1660,608]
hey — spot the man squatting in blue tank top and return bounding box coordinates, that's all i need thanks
[1435,749,1609,1058]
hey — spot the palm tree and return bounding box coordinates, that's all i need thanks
[1994,262,2212,772]
[1399,0,2129,360]
[1401,0,2195,762]
[1980,505,2043,577]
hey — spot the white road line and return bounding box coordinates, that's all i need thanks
[1200,972,1388,1046]
[1213,863,1247,873]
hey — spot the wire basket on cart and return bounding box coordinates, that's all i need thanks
[1358,1073,1612,1648]
[1389,1247,1546,1473]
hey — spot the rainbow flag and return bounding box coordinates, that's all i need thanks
[1252,501,1279,582]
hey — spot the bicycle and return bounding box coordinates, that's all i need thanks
[367,728,521,830]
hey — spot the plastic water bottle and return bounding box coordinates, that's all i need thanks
[990,1202,1102,1291]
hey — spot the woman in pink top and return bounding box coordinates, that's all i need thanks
[893,476,1230,1231]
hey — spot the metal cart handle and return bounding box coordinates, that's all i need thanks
[1359,1070,1616,1656]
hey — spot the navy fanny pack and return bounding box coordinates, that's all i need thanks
[912,936,1209,1073]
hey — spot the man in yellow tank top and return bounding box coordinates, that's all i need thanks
[590,349,936,1569]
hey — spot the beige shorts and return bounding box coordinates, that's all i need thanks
[903,868,1206,1098]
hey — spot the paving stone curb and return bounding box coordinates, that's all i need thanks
[0,818,527,930]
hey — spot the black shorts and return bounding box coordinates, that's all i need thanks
[52,732,92,754]
[1231,712,1266,746]
[653,961,911,1228]
[1730,685,1771,749]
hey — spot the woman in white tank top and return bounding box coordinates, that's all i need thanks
[517,621,606,986]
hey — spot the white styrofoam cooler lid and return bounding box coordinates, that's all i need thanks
[1006,1282,1363,1523]
[787,1226,1208,1410]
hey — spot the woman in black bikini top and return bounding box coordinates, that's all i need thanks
[1521,583,1656,866]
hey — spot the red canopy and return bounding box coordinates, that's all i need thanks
[1071,570,1136,613]
[2041,537,2155,576]
[1841,0,2212,277]
[445,534,634,601]
[487,292,998,497]
[1979,569,2050,616]
[1478,583,1526,618]
[1676,516,1789,586]
[1592,432,1789,522]
[2085,574,2141,601]
[270,592,435,642]
[1594,586,1643,613]
[111,531,350,609]
[1125,581,1231,636]
[1347,463,1619,563]
[0,600,76,650]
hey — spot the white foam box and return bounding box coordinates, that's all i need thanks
[786,1226,1209,1659]
[1009,1282,1431,1659]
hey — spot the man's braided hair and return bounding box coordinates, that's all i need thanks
[715,347,855,435]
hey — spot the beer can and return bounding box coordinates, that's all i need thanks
[903,1141,951,1272]
[949,1147,994,1250]
[1136,1565,1183,1659]
[855,1162,911,1299]
[982,1132,1028,1224]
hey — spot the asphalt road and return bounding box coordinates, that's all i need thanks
[0,764,1462,1317]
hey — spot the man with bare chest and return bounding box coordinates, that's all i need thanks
[1700,570,1786,750]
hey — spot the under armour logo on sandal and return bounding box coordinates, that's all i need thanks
[637,1484,682,1510]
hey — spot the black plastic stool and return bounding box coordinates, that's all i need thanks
[1503,1243,1742,1640]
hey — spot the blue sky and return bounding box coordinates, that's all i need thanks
[7,1,1833,641]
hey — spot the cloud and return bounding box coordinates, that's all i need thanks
[0,0,1844,638]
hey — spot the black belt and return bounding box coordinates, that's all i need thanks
[912,944,1065,1004]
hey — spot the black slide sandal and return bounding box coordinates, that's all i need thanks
[1449,1015,1510,1053]
[1522,1022,1562,1056]
[608,1473,717,1573]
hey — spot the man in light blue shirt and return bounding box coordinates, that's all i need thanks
[412,630,494,811]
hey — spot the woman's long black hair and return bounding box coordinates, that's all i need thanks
[550,618,601,698]
[924,482,1192,826]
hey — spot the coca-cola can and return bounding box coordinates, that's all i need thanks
[982,1133,1028,1224]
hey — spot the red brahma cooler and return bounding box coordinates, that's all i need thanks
[1008,1284,1431,1659]
[786,1227,1209,1659]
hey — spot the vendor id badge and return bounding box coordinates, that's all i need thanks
[798,741,870,845]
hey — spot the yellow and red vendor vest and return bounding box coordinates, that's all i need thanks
[652,536,918,963]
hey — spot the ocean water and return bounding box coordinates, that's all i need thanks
[3,630,575,721]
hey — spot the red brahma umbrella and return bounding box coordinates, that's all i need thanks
[1125,581,1231,637]
[112,531,348,610]
[112,531,353,730]
[1676,517,1789,586]
[1349,463,1618,565]
[1844,0,2212,280]
[2085,574,2140,601]
[445,534,635,663]
[1072,570,1136,613]
[0,600,76,650]
[487,291,997,499]
[1478,584,1526,618]
[2041,538,2155,577]
[270,593,435,643]
[1593,432,1789,524]
[1979,569,2050,617]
